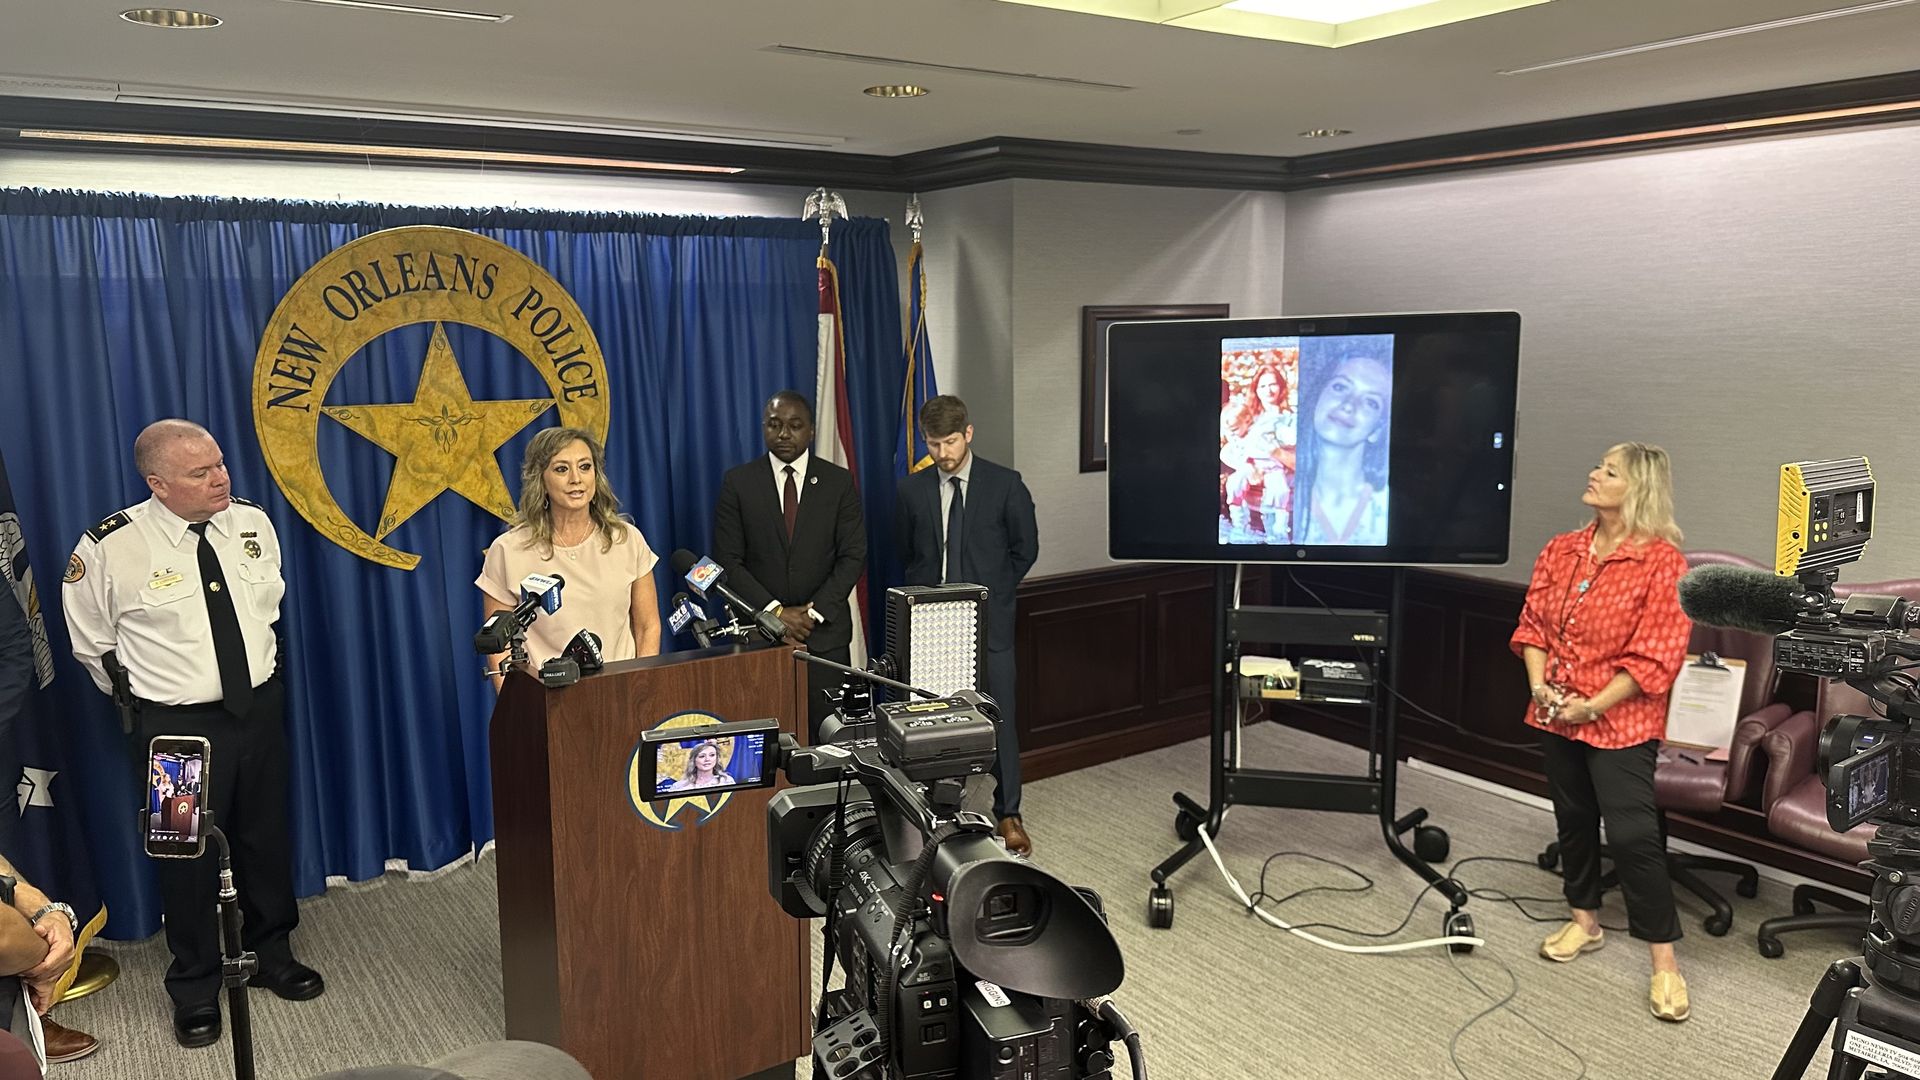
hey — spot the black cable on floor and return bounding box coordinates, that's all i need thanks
[1445,943,1590,1080]
[1240,848,1638,1080]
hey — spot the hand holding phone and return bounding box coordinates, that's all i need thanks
[145,736,210,858]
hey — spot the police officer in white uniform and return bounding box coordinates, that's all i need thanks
[62,419,323,1049]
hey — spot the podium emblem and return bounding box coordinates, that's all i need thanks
[627,711,739,831]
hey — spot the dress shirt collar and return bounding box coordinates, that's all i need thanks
[770,449,812,488]
[148,496,232,547]
[1580,520,1651,563]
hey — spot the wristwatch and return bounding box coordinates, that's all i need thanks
[30,902,78,936]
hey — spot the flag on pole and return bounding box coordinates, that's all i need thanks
[0,449,108,992]
[815,244,870,667]
[898,230,941,478]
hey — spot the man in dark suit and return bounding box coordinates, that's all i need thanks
[713,391,867,739]
[894,395,1039,857]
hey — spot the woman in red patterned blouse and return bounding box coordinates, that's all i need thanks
[1510,442,1694,1023]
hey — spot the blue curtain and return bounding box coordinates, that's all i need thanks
[0,189,902,938]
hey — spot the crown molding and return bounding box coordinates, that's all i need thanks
[5,68,1920,197]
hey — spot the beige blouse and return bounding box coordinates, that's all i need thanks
[477,521,658,667]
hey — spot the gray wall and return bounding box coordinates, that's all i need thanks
[1284,123,1920,583]
[1008,180,1286,576]
[918,182,1016,464]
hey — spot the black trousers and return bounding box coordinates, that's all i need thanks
[805,644,852,743]
[136,678,300,1006]
[1539,732,1681,943]
[986,646,1021,820]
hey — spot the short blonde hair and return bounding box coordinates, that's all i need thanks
[1603,442,1683,545]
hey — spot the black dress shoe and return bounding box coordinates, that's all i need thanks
[254,960,326,1001]
[173,1000,221,1048]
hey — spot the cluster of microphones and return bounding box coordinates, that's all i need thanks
[667,548,787,646]
[475,549,792,684]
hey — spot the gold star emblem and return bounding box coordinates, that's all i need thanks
[324,322,552,540]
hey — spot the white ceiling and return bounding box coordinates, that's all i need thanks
[3,0,1920,157]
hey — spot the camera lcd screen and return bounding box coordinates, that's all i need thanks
[639,719,779,801]
[1849,746,1893,819]
[1829,739,1896,832]
[146,736,209,858]
[1108,312,1520,565]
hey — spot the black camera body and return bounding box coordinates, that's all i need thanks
[767,690,1125,1080]
[1767,573,1920,834]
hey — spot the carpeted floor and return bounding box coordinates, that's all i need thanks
[54,721,1849,1079]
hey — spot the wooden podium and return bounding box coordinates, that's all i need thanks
[490,644,811,1080]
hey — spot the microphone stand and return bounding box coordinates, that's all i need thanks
[790,650,940,700]
[208,820,258,1080]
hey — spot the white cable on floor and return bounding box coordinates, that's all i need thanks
[1195,822,1484,954]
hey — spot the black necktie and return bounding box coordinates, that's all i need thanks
[945,476,965,584]
[783,465,799,540]
[191,522,253,717]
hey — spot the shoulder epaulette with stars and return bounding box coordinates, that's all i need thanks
[84,511,130,543]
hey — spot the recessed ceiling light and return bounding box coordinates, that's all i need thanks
[864,85,929,98]
[119,9,223,28]
[1301,128,1352,138]
[993,0,1551,47]
[274,0,511,22]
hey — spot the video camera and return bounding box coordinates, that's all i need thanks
[1751,459,1920,835]
[645,657,1137,1079]
[1690,458,1920,1077]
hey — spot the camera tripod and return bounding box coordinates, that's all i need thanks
[1774,825,1920,1079]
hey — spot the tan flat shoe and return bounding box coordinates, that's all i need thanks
[1651,970,1690,1022]
[1539,921,1604,962]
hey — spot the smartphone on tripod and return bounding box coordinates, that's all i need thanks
[145,735,210,859]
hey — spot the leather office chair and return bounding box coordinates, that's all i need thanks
[1538,552,1792,935]
[1753,675,1876,957]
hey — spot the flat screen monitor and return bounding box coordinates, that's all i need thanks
[1107,312,1520,566]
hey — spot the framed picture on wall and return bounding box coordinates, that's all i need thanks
[1081,303,1229,473]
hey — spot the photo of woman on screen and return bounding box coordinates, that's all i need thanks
[671,739,736,792]
[1293,337,1394,546]
[1219,339,1298,544]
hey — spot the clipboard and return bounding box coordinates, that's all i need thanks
[1665,652,1747,757]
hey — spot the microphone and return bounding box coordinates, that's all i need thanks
[520,573,565,614]
[562,629,604,674]
[668,591,718,648]
[1676,564,1805,634]
[669,550,786,641]
[475,573,570,657]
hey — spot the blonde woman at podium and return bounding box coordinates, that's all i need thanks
[479,427,661,687]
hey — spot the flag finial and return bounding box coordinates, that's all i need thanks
[803,187,847,253]
[905,194,923,244]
